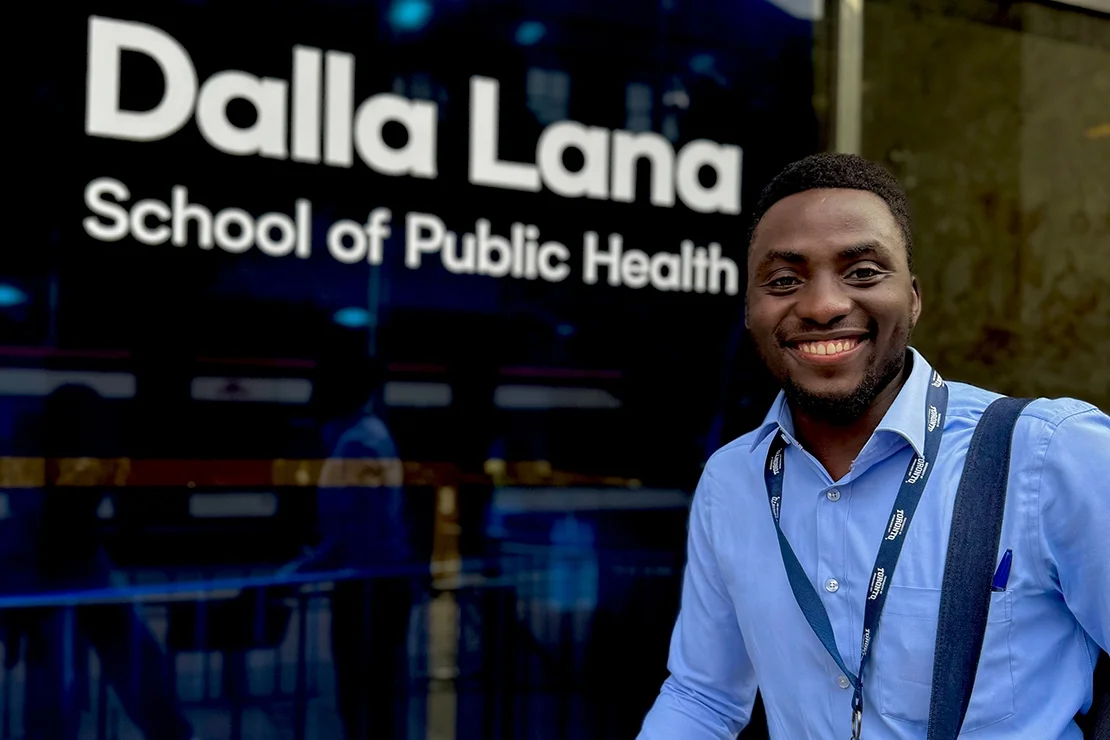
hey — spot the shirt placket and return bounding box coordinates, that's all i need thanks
[788,437,859,695]
[817,473,856,693]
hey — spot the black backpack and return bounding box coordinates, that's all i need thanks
[928,397,1109,739]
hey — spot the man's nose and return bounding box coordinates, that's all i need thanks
[795,273,852,326]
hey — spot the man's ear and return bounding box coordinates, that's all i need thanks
[910,275,922,329]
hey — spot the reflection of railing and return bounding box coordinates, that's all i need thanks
[0,569,390,740]
[0,452,693,739]
[0,553,683,740]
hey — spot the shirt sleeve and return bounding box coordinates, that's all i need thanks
[1035,404,1110,653]
[637,469,759,740]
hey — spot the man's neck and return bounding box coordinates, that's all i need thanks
[789,362,911,481]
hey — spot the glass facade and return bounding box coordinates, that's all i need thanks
[0,0,1105,738]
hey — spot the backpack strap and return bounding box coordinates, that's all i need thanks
[927,397,1032,740]
[1079,650,1110,737]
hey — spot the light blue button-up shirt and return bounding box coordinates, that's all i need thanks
[638,348,1110,739]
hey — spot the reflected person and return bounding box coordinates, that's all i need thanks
[5,384,195,740]
[312,356,413,740]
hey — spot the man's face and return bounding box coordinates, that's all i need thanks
[745,188,920,423]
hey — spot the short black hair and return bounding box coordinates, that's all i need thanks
[747,153,914,270]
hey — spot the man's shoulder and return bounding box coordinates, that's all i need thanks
[946,380,1104,427]
[945,381,1108,465]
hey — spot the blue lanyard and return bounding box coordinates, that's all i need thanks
[763,370,949,739]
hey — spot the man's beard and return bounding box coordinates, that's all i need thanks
[782,346,909,426]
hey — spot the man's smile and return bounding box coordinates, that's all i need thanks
[782,332,870,365]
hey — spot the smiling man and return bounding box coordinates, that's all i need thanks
[637,153,1110,739]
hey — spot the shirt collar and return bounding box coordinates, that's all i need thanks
[749,347,935,458]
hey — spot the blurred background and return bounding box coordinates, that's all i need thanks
[1,0,1107,738]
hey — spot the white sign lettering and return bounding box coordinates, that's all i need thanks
[86,17,742,214]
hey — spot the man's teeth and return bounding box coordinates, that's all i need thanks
[797,338,860,356]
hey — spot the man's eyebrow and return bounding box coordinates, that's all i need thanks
[759,250,806,266]
[839,242,893,260]
[754,242,895,270]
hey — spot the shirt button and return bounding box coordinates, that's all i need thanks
[825,578,840,593]
[837,675,851,689]
[826,489,841,502]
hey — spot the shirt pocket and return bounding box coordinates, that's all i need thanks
[877,584,1015,731]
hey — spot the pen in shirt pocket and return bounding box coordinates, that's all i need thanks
[991,549,1013,592]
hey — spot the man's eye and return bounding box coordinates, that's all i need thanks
[849,267,881,280]
[769,276,801,288]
